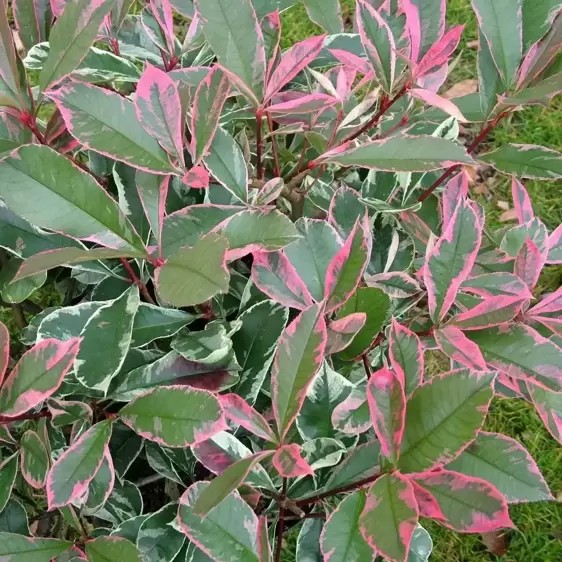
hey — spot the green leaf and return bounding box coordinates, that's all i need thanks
[322,135,475,172]
[337,287,390,360]
[359,473,418,562]
[296,517,324,562]
[0,256,46,303]
[39,0,116,90]
[203,127,248,202]
[222,209,300,258]
[502,73,562,106]
[0,499,29,535]
[137,504,186,562]
[193,452,273,515]
[320,491,372,562]
[178,481,260,562]
[75,286,140,392]
[272,303,327,438]
[96,479,143,525]
[0,533,72,561]
[399,370,495,473]
[479,144,562,179]
[285,218,342,302]
[447,431,552,503]
[0,112,31,157]
[302,0,343,33]
[131,304,196,347]
[196,0,265,103]
[156,233,230,307]
[46,420,113,509]
[119,385,225,447]
[0,145,146,251]
[232,300,289,404]
[522,0,562,49]
[0,452,19,511]
[84,453,115,513]
[20,430,49,489]
[49,80,176,173]
[297,362,352,440]
[408,525,433,562]
[172,323,232,366]
[466,324,562,392]
[86,536,143,562]
[471,0,523,87]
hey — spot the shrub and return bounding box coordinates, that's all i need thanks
[0,0,561,560]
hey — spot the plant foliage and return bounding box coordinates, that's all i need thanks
[0,0,561,560]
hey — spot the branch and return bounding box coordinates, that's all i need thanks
[120,258,156,305]
[0,409,51,425]
[274,478,288,562]
[267,113,281,177]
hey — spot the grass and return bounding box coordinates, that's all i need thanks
[280,1,562,560]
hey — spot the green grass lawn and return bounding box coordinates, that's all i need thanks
[280,1,562,560]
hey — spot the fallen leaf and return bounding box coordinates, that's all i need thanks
[467,40,479,49]
[500,209,518,222]
[482,531,508,556]
[497,200,510,211]
[443,79,478,99]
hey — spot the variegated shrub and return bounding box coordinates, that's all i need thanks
[0,0,561,561]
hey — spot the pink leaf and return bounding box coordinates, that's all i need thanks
[328,48,373,75]
[512,177,535,225]
[219,394,277,443]
[251,250,314,310]
[0,322,8,387]
[415,25,464,78]
[272,444,313,478]
[449,295,527,331]
[435,325,487,371]
[547,224,562,264]
[366,367,406,463]
[388,319,424,396]
[527,285,562,336]
[183,165,210,189]
[412,470,513,533]
[326,312,367,354]
[266,93,339,115]
[515,238,543,290]
[399,0,422,62]
[149,0,176,56]
[410,88,467,121]
[135,63,184,166]
[265,35,326,101]
[50,0,67,17]
[442,172,469,231]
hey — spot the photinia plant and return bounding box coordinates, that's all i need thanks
[0,0,561,560]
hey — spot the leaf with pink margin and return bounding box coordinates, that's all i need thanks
[414,25,464,78]
[326,312,367,354]
[271,302,327,438]
[85,536,143,561]
[136,171,170,252]
[258,515,272,562]
[191,66,231,165]
[135,63,184,166]
[0,337,81,417]
[220,394,277,443]
[366,367,406,463]
[272,444,314,478]
[46,419,112,509]
[410,88,466,121]
[20,430,49,489]
[435,326,487,371]
[398,369,496,473]
[182,165,209,189]
[0,321,8,386]
[528,382,562,444]
[449,295,527,331]
[359,472,418,562]
[13,0,51,52]
[527,285,562,335]
[460,272,531,298]
[50,0,67,17]
[193,451,273,516]
[440,173,467,231]
[388,319,424,396]
[466,324,562,392]
[331,387,372,435]
[177,481,260,562]
[266,93,339,115]
[0,532,73,560]
[366,272,422,298]
[254,177,285,206]
[515,238,543,290]
[547,224,562,264]
[411,470,513,532]
[329,48,373,75]
[512,177,535,224]
[265,35,326,101]
[320,490,373,562]
[424,197,483,322]
[0,451,19,512]
[150,0,176,56]
[119,385,226,448]
[324,216,371,313]
[400,210,433,253]
[84,447,115,514]
[356,0,396,92]
[447,431,552,503]
[251,250,314,310]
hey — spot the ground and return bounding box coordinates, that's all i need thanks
[280,1,562,560]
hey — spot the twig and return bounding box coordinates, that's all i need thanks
[0,409,51,425]
[267,113,281,177]
[256,110,264,180]
[417,110,511,203]
[120,258,156,305]
[362,354,372,379]
[273,478,288,562]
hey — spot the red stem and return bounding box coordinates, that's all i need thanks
[267,112,281,177]
[120,258,156,305]
[417,110,511,203]
[256,110,264,180]
[273,478,288,562]
[0,410,51,425]
[362,353,372,378]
